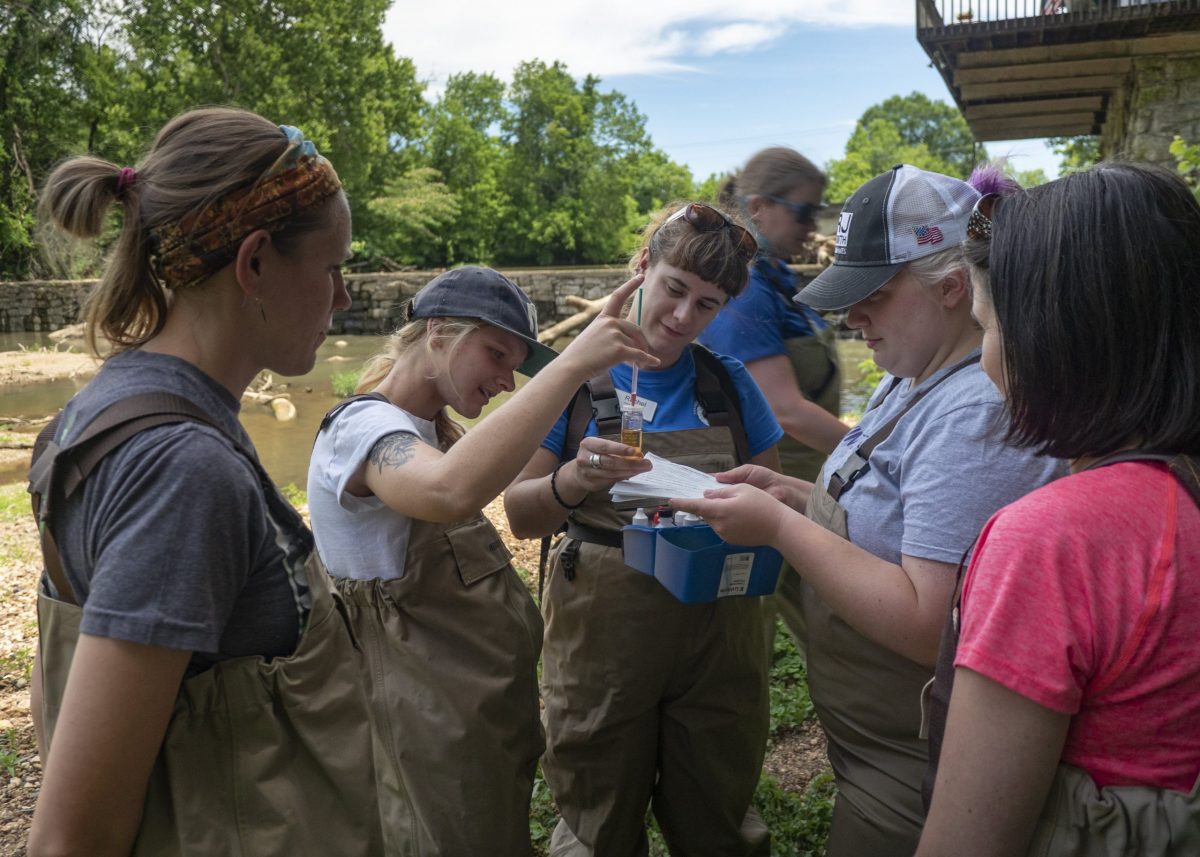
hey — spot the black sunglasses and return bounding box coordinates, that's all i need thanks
[663,202,759,260]
[764,194,825,226]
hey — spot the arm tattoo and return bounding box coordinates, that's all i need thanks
[368,432,422,473]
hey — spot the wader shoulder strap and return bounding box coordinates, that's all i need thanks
[828,354,980,502]
[28,392,230,606]
[542,382,606,600]
[317,391,390,436]
[692,344,751,466]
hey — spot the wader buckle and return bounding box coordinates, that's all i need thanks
[560,538,581,582]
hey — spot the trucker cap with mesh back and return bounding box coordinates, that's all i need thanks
[797,164,981,312]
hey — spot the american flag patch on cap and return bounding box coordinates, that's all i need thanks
[914,225,944,245]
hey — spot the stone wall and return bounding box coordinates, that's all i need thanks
[0,265,824,335]
[1105,52,1200,164]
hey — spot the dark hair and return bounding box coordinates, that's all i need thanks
[39,107,345,356]
[986,162,1200,458]
[717,146,826,210]
[637,201,752,299]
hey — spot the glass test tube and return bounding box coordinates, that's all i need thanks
[620,402,644,458]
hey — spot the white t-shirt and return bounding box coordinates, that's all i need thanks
[307,398,439,580]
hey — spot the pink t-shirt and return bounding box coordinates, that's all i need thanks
[957,461,1200,791]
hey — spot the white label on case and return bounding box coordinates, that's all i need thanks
[718,553,754,597]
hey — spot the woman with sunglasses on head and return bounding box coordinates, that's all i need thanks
[306,265,654,856]
[27,108,394,856]
[672,166,1064,857]
[918,164,1200,857]
[505,202,783,857]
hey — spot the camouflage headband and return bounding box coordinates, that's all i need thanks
[149,125,341,290]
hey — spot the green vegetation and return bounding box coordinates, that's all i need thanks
[826,92,980,200]
[1048,135,1100,175]
[2,4,698,277]
[769,619,814,731]
[1170,135,1200,201]
[331,370,361,399]
[279,483,307,508]
[0,481,28,524]
[0,645,34,686]
[0,727,22,777]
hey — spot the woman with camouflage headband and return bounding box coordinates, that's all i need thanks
[26,108,393,855]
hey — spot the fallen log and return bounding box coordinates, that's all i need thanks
[538,296,606,343]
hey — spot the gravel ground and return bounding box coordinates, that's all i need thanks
[0,486,826,855]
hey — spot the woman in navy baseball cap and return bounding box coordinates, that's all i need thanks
[307,265,655,855]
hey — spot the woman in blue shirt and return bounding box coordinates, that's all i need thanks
[506,201,781,856]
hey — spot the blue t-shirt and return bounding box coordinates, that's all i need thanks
[541,347,783,458]
[700,257,828,365]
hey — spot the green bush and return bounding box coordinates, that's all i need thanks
[331,370,361,399]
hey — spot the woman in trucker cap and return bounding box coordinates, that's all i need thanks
[673,165,1064,856]
[306,265,654,856]
[505,201,783,857]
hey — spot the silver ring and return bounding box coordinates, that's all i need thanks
[588,452,603,470]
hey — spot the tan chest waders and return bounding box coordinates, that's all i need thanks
[320,394,545,857]
[924,452,1200,857]
[30,393,399,856]
[797,356,978,857]
[542,423,770,857]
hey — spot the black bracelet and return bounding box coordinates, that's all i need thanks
[550,461,586,510]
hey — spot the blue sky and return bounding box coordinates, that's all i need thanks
[383,1,1060,184]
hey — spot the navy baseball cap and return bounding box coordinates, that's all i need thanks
[408,266,558,376]
[798,165,980,311]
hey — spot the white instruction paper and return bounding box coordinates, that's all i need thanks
[609,452,721,502]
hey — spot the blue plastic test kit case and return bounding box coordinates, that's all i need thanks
[621,523,783,603]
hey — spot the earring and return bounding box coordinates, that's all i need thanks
[256,298,267,323]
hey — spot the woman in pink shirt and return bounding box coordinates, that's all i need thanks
[918,163,1200,856]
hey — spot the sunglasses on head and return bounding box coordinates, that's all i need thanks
[663,202,759,260]
[764,194,825,226]
[967,193,1000,242]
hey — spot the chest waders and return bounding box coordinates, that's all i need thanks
[319,395,545,857]
[29,393,400,856]
[540,347,770,857]
[924,452,1200,857]
[797,356,978,857]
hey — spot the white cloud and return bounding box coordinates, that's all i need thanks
[694,23,780,56]
[384,1,912,86]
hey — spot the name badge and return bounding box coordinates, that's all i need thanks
[617,390,658,422]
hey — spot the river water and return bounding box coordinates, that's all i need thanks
[1,333,871,489]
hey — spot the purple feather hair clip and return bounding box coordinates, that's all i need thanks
[968,161,1021,197]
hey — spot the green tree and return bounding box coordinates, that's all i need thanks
[0,0,102,277]
[497,60,649,265]
[421,72,508,265]
[1047,135,1100,174]
[826,117,961,202]
[116,0,425,242]
[1012,166,1049,188]
[858,92,977,177]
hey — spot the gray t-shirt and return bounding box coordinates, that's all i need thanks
[822,353,1065,566]
[50,350,306,674]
